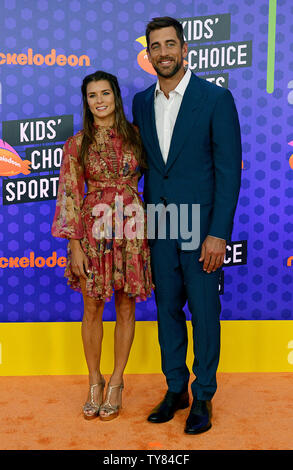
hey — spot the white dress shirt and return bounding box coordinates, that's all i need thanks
[154,68,191,164]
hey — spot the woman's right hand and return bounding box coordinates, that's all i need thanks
[69,239,89,280]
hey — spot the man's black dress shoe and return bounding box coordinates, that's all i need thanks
[147,390,189,423]
[184,399,212,434]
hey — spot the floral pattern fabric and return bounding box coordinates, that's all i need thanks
[51,124,153,302]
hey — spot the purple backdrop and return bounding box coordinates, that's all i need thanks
[0,0,292,322]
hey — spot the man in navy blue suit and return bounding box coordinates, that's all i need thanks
[132,17,242,434]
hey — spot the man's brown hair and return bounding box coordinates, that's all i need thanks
[146,17,185,50]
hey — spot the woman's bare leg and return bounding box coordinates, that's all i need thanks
[80,278,105,408]
[99,290,135,416]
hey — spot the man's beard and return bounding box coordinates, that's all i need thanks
[153,58,182,78]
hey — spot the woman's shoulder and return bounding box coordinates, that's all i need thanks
[64,130,84,151]
[66,129,84,143]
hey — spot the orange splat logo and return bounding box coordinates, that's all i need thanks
[289,141,293,170]
[0,139,31,176]
[136,36,156,76]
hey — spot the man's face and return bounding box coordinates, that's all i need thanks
[147,26,188,79]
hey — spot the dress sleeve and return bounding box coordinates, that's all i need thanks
[51,135,85,239]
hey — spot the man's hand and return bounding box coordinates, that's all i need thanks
[199,235,226,273]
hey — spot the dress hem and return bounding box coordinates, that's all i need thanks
[65,276,154,303]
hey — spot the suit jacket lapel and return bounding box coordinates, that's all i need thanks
[165,74,207,173]
[143,85,165,173]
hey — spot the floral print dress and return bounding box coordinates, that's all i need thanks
[51,124,153,302]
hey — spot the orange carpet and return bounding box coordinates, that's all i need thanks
[0,373,292,450]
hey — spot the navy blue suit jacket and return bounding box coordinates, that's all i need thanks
[132,73,242,248]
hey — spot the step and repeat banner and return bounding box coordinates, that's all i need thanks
[0,0,292,370]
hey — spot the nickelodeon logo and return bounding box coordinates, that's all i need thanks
[0,139,31,176]
[0,48,90,67]
[287,256,293,267]
[0,252,66,269]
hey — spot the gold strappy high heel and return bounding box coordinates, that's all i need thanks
[83,377,106,420]
[99,382,124,421]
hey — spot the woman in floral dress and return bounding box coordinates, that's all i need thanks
[51,71,153,420]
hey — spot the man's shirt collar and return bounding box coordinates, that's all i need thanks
[155,68,191,98]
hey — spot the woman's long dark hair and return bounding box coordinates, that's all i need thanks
[79,70,146,170]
